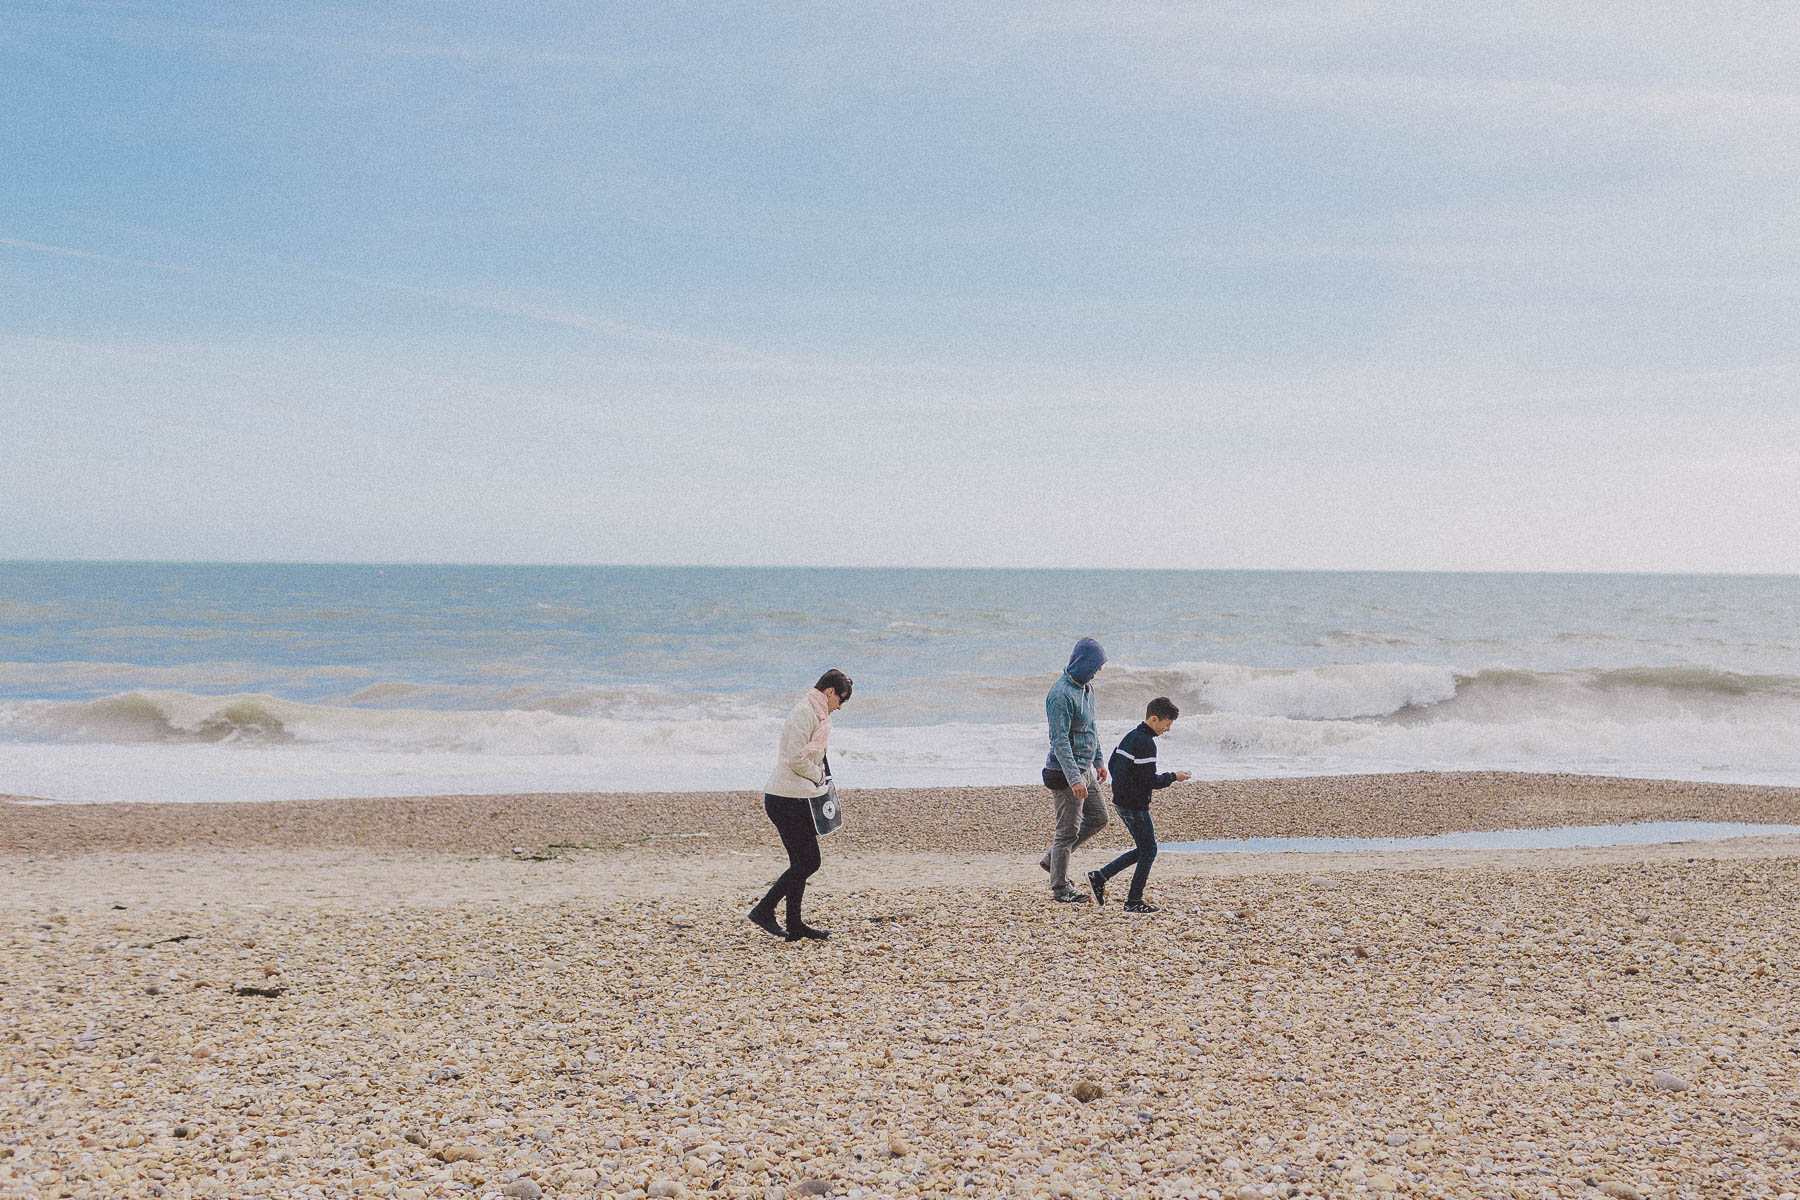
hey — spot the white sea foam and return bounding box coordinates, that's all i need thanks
[1156,708,1800,780]
[5,660,1800,803]
[1162,660,1458,719]
[1097,660,1800,722]
[5,691,1800,804]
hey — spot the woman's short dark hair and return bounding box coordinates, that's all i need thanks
[1146,696,1179,721]
[815,669,853,701]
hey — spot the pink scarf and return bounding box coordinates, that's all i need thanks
[801,687,833,757]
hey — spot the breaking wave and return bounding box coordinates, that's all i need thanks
[0,690,777,757]
[3,692,302,745]
[1076,660,1800,725]
[3,661,1798,802]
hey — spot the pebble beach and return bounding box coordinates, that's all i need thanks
[5,773,1799,1200]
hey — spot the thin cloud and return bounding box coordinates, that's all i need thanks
[0,236,200,274]
[1199,67,1800,136]
[263,263,944,378]
[1,229,780,367]
[297,266,768,360]
[3,228,950,380]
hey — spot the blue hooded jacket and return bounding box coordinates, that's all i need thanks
[1044,637,1106,786]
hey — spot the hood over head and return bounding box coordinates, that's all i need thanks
[1064,637,1106,685]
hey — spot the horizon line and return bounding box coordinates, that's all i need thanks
[2,558,1795,579]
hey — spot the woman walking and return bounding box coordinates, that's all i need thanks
[748,669,853,942]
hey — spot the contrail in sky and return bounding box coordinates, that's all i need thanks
[0,231,792,366]
[0,235,201,274]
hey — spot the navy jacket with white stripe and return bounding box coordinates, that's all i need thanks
[1107,722,1177,810]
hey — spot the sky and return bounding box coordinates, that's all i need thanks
[2,1,1797,572]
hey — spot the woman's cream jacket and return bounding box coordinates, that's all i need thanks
[764,690,832,799]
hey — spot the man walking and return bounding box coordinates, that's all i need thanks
[1039,636,1109,902]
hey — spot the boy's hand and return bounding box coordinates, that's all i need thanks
[1175,771,1192,782]
[1071,780,1089,799]
[1096,765,1108,782]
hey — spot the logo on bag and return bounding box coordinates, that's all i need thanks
[821,800,838,819]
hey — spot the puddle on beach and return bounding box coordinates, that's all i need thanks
[1162,821,1800,855]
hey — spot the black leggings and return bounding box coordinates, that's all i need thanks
[753,794,821,924]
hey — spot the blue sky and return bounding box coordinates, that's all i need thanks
[3,2,1797,570]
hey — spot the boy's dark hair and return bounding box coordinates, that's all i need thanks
[1146,696,1179,721]
[815,669,854,701]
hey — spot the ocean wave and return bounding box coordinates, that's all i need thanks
[1177,661,1458,720]
[972,661,1484,723]
[0,690,781,757]
[1401,665,1800,728]
[1089,660,1800,723]
[0,601,64,622]
[2,692,300,745]
[4,658,1800,798]
[0,659,377,693]
[1314,628,1429,649]
[7,703,1800,805]
[335,680,773,720]
[9,659,1797,750]
[1588,665,1800,696]
[1158,708,1800,779]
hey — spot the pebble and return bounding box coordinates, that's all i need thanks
[1599,1183,1643,1200]
[502,1181,543,1200]
[4,812,1799,1200]
[1652,1070,1691,1092]
[11,771,1790,856]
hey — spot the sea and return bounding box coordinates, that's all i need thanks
[1,563,1797,804]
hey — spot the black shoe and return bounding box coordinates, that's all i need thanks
[1086,870,1108,906]
[1052,888,1091,904]
[1123,900,1159,914]
[1039,857,1051,873]
[786,923,831,941]
[747,908,785,939]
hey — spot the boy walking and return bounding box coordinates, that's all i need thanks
[1088,696,1190,913]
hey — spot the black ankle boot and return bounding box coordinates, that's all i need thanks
[747,907,785,939]
[786,922,830,941]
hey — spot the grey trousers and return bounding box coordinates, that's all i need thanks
[1041,767,1109,890]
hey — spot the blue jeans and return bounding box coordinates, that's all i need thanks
[1099,805,1157,904]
